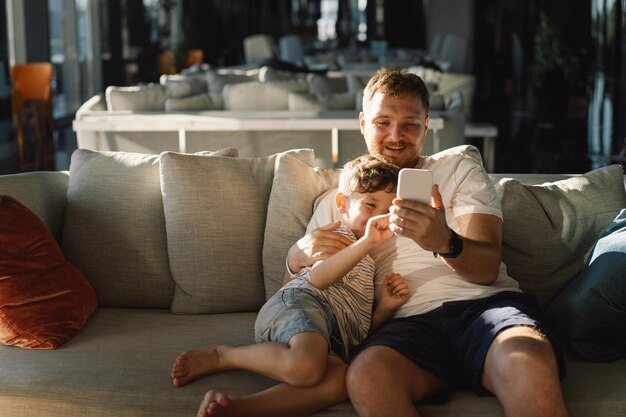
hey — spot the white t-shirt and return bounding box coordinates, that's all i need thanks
[306,152,521,318]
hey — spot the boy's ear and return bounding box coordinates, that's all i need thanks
[335,192,348,214]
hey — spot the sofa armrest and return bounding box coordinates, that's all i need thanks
[76,94,107,118]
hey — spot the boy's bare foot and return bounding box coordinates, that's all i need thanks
[172,345,228,387]
[197,389,231,417]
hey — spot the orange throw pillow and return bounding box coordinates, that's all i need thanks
[0,195,98,349]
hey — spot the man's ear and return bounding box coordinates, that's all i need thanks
[335,192,348,214]
[359,111,365,134]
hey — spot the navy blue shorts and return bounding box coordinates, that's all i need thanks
[354,291,565,402]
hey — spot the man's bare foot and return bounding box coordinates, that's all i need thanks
[172,345,228,387]
[197,389,231,417]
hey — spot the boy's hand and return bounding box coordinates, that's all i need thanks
[363,214,394,247]
[378,273,410,312]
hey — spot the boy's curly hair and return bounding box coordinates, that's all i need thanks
[339,154,399,196]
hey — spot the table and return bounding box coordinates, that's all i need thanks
[73,111,446,168]
[465,123,499,172]
[74,111,498,170]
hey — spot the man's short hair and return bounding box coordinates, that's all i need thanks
[362,67,430,112]
[339,154,400,196]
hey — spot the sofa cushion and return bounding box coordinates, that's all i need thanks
[306,73,348,95]
[495,164,626,307]
[160,149,315,314]
[160,74,209,98]
[0,195,97,349]
[258,66,307,82]
[164,93,224,112]
[105,84,167,111]
[346,73,371,92]
[62,149,238,309]
[288,92,357,111]
[0,171,69,243]
[223,80,308,111]
[263,153,341,298]
[545,209,626,362]
[205,68,260,94]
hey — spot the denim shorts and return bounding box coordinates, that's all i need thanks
[254,287,345,356]
[355,291,565,401]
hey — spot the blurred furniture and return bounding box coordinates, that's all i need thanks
[11,62,55,171]
[72,65,498,168]
[465,123,498,172]
[74,106,444,168]
[184,49,204,68]
[278,34,305,66]
[0,60,9,106]
[421,33,469,72]
[158,51,176,75]
[243,34,275,65]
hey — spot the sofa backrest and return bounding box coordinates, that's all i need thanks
[223,80,308,111]
[61,150,176,308]
[3,147,624,314]
[105,84,167,112]
[0,171,69,243]
[45,148,314,313]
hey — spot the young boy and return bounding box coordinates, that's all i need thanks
[171,154,410,417]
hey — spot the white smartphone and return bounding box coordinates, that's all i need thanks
[397,168,432,204]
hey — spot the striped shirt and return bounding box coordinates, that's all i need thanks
[282,226,375,358]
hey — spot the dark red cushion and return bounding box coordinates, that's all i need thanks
[0,195,98,349]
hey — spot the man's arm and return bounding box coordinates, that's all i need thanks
[437,212,502,284]
[284,221,353,280]
[390,185,501,285]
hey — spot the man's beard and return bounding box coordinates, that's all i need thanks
[371,141,420,168]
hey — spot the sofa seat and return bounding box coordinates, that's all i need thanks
[0,308,273,417]
[1,306,625,417]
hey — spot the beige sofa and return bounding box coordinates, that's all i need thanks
[72,67,472,168]
[1,145,625,417]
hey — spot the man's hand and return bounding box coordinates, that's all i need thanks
[389,184,451,254]
[286,221,353,273]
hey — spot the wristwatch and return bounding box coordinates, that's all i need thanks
[434,229,463,258]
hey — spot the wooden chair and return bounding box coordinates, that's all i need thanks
[11,62,55,171]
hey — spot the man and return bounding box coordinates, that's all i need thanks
[285,67,569,417]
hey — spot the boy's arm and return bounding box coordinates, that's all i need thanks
[371,304,395,332]
[308,214,393,290]
[370,273,409,332]
[307,237,373,289]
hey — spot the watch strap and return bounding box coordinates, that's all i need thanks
[434,229,463,258]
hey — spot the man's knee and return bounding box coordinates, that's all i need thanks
[346,347,389,401]
[347,347,389,389]
[484,326,560,392]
